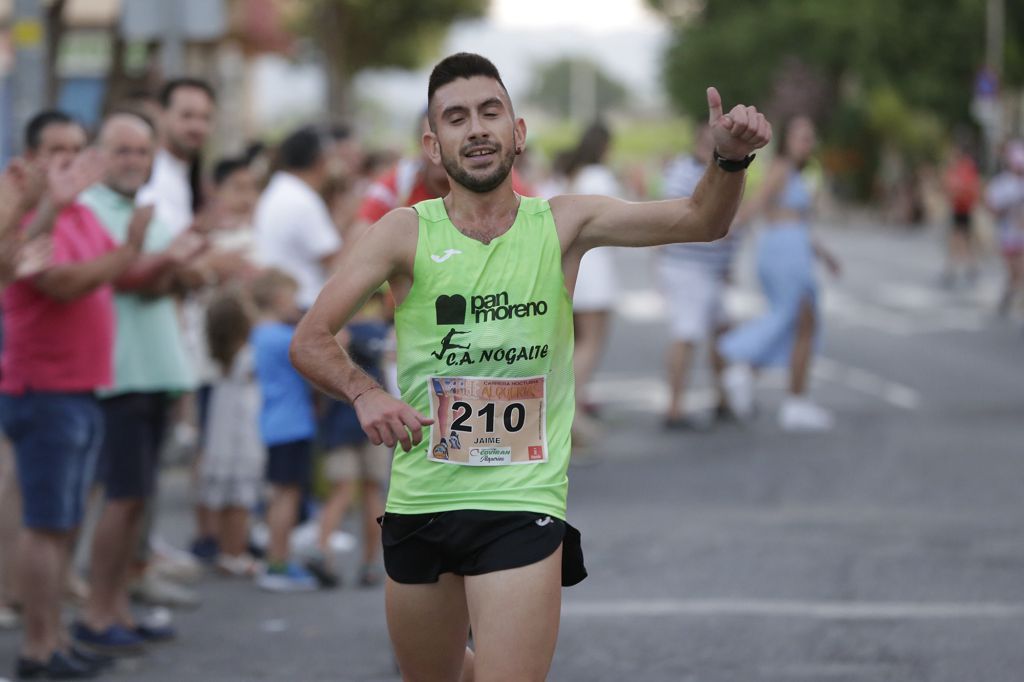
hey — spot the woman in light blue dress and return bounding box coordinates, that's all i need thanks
[718,116,840,430]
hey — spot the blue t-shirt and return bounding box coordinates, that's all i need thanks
[251,321,315,446]
[320,321,390,449]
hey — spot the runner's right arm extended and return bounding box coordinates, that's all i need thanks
[290,208,433,451]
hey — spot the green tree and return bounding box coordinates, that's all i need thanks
[295,0,488,116]
[527,56,630,119]
[649,0,1024,197]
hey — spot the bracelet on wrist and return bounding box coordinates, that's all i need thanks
[351,385,381,405]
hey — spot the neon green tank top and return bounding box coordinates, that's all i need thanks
[388,196,575,518]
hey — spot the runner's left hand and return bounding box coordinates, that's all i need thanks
[706,87,772,161]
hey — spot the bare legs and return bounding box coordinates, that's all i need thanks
[789,299,816,396]
[267,484,301,565]
[665,327,730,422]
[318,478,384,571]
[0,439,20,610]
[17,528,73,660]
[664,340,695,422]
[998,251,1024,316]
[572,310,611,411]
[945,228,977,282]
[217,507,251,557]
[83,498,145,630]
[386,549,562,682]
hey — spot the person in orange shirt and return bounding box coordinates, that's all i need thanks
[941,141,981,287]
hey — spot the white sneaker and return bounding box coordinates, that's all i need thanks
[151,536,204,584]
[778,397,834,431]
[217,553,262,578]
[130,572,201,609]
[723,364,755,418]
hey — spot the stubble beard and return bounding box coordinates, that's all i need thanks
[441,146,515,194]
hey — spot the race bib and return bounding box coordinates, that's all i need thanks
[427,375,548,466]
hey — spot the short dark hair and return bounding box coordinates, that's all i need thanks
[24,110,78,151]
[277,126,324,171]
[159,77,216,109]
[212,156,250,186]
[427,52,508,111]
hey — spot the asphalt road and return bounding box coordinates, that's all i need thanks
[3,220,1023,681]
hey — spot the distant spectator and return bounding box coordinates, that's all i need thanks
[986,139,1024,316]
[250,269,319,592]
[136,78,217,599]
[941,141,981,287]
[200,289,264,577]
[0,110,147,678]
[254,126,342,310]
[76,111,204,654]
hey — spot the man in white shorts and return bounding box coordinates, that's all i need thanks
[658,124,738,428]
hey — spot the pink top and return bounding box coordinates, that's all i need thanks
[1,203,118,393]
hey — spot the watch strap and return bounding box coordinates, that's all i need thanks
[713,149,756,172]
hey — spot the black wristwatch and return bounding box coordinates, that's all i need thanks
[713,149,756,172]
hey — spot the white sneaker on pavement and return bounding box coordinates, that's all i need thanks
[778,396,834,432]
[130,571,201,609]
[723,364,755,419]
[151,536,204,584]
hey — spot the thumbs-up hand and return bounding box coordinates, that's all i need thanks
[706,87,772,162]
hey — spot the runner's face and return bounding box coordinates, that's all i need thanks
[426,76,525,194]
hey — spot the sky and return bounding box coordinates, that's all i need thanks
[254,0,671,132]
[489,0,665,33]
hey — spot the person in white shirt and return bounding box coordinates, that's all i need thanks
[137,78,216,236]
[254,126,342,310]
[564,122,621,444]
[133,78,217,609]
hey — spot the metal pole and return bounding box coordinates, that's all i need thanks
[10,0,47,155]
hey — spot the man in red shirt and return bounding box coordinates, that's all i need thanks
[0,111,149,679]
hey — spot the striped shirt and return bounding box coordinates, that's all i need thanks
[659,155,737,275]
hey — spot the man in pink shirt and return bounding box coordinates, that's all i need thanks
[0,110,149,679]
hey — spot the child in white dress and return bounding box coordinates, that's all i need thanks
[200,290,265,576]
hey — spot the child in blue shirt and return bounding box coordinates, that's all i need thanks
[250,268,318,592]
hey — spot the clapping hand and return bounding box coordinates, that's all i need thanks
[126,204,155,252]
[48,148,107,209]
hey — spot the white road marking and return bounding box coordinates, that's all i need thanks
[589,355,922,413]
[562,598,1024,620]
[619,285,993,335]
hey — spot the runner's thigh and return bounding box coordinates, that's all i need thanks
[465,546,562,682]
[386,573,470,682]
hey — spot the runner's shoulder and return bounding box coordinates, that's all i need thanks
[357,207,419,264]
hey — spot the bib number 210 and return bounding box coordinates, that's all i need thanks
[450,401,526,434]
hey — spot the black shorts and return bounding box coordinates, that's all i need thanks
[380,509,587,587]
[96,392,170,500]
[266,439,313,487]
[952,211,972,233]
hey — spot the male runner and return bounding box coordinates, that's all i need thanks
[291,53,770,681]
